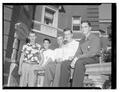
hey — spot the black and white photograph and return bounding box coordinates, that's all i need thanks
[2,3,116,89]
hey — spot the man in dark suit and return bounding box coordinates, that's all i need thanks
[59,21,100,87]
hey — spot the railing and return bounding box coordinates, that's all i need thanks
[85,62,111,75]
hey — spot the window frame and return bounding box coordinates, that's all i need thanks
[72,16,82,32]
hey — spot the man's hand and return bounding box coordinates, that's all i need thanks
[70,57,78,68]
[18,68,22,75]
[32,65,43,70]
[68,56,74,61]
[40,49,44,53]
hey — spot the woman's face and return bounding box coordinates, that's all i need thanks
[43,40,50,49]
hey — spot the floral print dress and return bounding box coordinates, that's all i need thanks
[22,43,42,64]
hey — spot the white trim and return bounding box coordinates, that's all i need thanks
[74,31,102,41]
[91,31,101,34]
[75,38,82,41]
[74,31,101,35]
[7,63,17,86]
[99,19,111,23]
[73,31,82,33]
[32,28,57,38]
[100,35,109,38]
[54,10,59,28]
[44,5,57,12]
[33,20,62,31]
[91,31,101,37]
[85,62,111,75]
[41,6,45,24]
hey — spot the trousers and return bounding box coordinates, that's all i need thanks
[43,61,62,87]
[19,62,37,87]
[59,57,99,87]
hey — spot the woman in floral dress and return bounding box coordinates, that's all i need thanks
[18,32,43,87]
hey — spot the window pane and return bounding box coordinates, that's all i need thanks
[73,25,80,31]
[73,19,80,24]
[44,17,53,26]
[73,16,80,19]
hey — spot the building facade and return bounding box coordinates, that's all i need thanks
[3,4,112,88]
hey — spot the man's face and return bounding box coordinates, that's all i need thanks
[43,40,50,49]
[28,33,36,43]
[57,36,63,46]
[81,22,91,35]
[64,30,73,42]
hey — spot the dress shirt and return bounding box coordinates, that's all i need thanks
[62,39,79,61]
[42,49,54,66]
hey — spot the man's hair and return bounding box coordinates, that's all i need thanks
[81,20,91,27]
[29,31,35,35]
[28,31,36,37]
[63,27,73,34]
[43,38,51,44]
[27,31,36,41]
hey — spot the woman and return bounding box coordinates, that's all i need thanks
[18,31,44,87]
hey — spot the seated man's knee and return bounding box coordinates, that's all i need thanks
[61,61,70,69]
[76,59,84,65]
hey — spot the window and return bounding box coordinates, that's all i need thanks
[39,6,58,37]
[44,8,55,26]
[72,16,81,32]
[41,6,58,27]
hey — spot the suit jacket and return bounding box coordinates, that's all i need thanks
[75,33,100,59]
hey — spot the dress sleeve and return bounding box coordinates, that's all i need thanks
[21,44,26,53]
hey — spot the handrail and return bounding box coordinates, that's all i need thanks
[85,62,111,75]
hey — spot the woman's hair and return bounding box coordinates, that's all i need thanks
[26,38,30,43]
[43,38,51,44]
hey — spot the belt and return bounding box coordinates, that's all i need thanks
[23,61,39,64]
